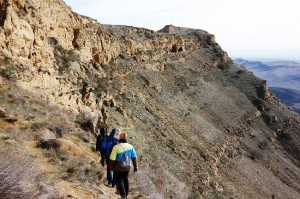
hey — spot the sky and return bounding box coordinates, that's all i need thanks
[63,0,300,61]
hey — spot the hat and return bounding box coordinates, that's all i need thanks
[119,132,127,140]
[114,130,120,139]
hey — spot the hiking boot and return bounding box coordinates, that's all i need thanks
[120,195,126,199]
[106,181,112,186]
[115,189,120,194]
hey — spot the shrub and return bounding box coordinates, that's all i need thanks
[249,149,262,161]
[3,29,12,37]
[119,54,126,59]
[188,188,201,199]
[16,9,27,18]
[145,33,155,39]
[59,154,103,182]
[95,78,108,94]
[116,106,124,115]
[0,149,38,198]
[0,66,17,80]
[252,98,264,106]
[53,45,80,73]
[75,110,96,133]
[217,63,229,70]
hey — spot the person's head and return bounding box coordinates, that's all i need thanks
[119,132,127,141]
[100,127,107,136]
[114,129,120,140]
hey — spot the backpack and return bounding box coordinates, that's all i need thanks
[120,152,131,168]
[99,135,106,146]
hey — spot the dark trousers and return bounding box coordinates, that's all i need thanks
[106,162,117,187]
[100,150,106,165]
[114,171,129,197]
[106,157,113,183]
[107,167,113,183]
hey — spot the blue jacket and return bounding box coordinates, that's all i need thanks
[101,128,119,158]
[110,141,137,172]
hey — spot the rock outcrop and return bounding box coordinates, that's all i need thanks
[0,0,299,199]
[0,0,231,134]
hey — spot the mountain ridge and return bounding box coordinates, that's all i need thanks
[0,0,300,198]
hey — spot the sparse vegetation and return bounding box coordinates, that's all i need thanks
[58,154,103,183]
[0,146,38,198]
[188,188,201,199]
[0,65,17,80]
[16,9,27,18]
[145,33,155,39]
[249,148,263,161]
[116,106,124,115]
[75,110,96,132]
[53,45,80,73]
[217,62,230,70]
[3,29,12,36]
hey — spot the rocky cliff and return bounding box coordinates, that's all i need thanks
[0,0,299,199]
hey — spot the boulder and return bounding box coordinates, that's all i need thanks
[55,138,82,156]
[38,128,57,141]
[0,107,6,118]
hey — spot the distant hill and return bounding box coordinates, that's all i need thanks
[234,59,300,90]
[235,58,300,115]
[269,87,300,115]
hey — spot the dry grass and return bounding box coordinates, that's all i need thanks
[39,139,104,186]
[0,146,38,199]
[0,83,104,196]
[131,166,188,199]
[59,153,103,183]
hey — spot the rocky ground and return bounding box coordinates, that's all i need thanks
[0,0,300,198]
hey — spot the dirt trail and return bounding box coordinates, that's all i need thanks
[23,135,143,198]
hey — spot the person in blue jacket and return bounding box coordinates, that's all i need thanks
[101,128,120,187]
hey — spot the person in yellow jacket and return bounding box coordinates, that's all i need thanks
[110,132,137,199]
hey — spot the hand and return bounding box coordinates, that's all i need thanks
[134,167,138,173]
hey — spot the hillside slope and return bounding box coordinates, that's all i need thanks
[0,0,300,199]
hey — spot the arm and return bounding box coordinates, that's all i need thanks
[131,147,138,171]
[109,145,117,170]
[96,135,101,152]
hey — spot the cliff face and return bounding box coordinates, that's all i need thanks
[0,0,228,136]
[0,0,299,199]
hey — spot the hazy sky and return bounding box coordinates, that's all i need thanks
[63,0,300,60]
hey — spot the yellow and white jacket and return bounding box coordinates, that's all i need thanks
[110,141,137,172]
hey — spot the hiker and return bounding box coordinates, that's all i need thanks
[110,132,138,199]
[102,128,120,187]
[96,127,107,166]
